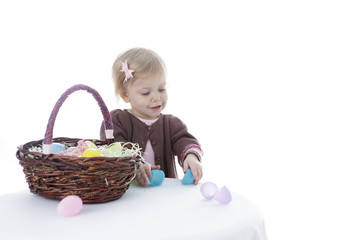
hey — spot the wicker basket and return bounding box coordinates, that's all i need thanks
[16,84,140,203]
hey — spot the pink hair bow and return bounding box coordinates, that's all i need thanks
[120,61,135,83]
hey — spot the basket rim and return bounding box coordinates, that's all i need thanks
[17,137,141,169]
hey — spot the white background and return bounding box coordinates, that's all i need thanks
[1,0,360,239]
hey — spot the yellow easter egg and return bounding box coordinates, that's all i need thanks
[82,148,102,170]
[82,148,102,157]
[85,141,98,149]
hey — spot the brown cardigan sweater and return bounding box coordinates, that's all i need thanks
[100,109,202,178]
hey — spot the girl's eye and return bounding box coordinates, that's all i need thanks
[159,88,166,93]
[141,92,150,96]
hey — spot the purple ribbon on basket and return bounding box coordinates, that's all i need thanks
[42,84,114,154]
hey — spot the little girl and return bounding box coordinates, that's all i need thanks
[100,48,203,186]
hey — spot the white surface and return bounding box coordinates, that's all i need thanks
[0,178,266,240]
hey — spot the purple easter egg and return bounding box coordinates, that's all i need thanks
[214,186,232,204]
[200,182,219,200]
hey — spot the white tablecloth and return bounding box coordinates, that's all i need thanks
[0,178,267,240]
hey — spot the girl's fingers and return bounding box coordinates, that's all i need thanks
[198,166,203,180]
[151,165,161,170]
[183,161,189,173]
[136,163,149,186]
[143,174,148,186]
[193,165,203,185]
[145,165,152,178]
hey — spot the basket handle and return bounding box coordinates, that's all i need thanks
[42,84,114,154]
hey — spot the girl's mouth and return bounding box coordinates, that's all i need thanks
[150,105,162,111]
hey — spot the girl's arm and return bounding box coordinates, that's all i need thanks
[168,115,204,183]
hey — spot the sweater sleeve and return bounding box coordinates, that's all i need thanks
[168,115,203,167]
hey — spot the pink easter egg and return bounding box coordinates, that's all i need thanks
[200,182,218,200]
[65,147,76,153]
[214,186,232,204]
[57,195,83,217]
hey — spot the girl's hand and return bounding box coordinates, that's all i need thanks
[183,153,203,185]
[135,162,161,187]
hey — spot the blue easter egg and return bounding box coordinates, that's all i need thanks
[148,170,165,186]
[52,143,65,154]
[182,169,195,185]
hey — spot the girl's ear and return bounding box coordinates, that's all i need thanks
[121,91,130,103]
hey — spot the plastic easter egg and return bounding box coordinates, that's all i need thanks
[64,147,82,157]
[65,147,76,153]
[182,169,195,185]
[82,148,102,169]
[57,195,83,217]
[214,186,232,204]
[108,142,123,151]
[82,148,102,157]
[148,169,165,186]
[52,143,65,154]
[85,140,98,149]
[200,182,219,200]
[101,142,123,157]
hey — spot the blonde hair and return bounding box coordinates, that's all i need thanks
[112,48,167,98]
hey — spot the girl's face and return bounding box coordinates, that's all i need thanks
[122,73,167,120]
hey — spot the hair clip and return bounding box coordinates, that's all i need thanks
[120,61,135,83]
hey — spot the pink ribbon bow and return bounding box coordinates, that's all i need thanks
[120,61,134,83]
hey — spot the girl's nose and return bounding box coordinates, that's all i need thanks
[152,93,161,102]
